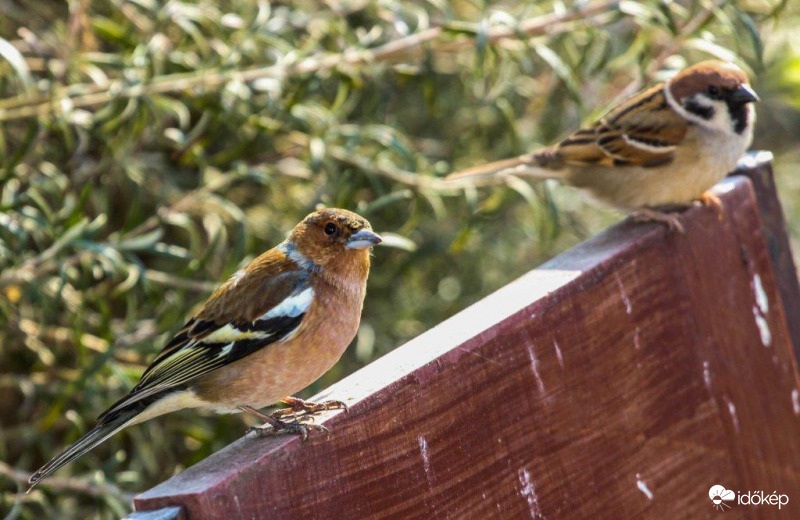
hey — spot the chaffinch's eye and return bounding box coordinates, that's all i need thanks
[707,85,720,98]
[324,222,337,235]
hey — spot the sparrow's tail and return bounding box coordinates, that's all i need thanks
[445,153,564,183]
[27,410,136,492]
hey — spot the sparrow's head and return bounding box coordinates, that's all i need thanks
[666,61,758,136]
[288,208,381,273]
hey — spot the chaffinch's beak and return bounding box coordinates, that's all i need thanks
[731,84,759,104]
[346,229,383,250]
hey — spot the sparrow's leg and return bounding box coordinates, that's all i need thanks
[697,190,725,221]
[270,396,349,421]
[240,405,330,441]
[631,208,685,234]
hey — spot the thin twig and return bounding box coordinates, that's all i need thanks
[0,461,135,502]
[439,0,618,50]
[0,172,237,291]
[0,251,86,290]
[145,270,218,292]
[612,0,729,102]
[0,1,620,122]
[0,249,219,293]
[647,0,730,76]
[327,146,454,190]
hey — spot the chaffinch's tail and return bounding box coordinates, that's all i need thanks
[27,409,137,492]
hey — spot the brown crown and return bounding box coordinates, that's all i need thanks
[668,60,750,101]
[302,208,371,231]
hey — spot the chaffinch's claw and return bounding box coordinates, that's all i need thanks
[247,421,330,441]
[271,397,349,421]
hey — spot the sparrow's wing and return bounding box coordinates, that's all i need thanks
[446,85,690,182]
[552,84,689,168]
[98,254,312,420]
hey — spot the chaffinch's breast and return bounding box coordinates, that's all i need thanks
[193,275,366,409]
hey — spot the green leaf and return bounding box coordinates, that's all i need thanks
[534,43,580,101]
[377,232,418,252]
[734,11,763,63]
[0,37,32,91]
[116,228,165,251]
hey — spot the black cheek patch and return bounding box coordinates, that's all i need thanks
[684,98,715,120]
[726,102,749,135]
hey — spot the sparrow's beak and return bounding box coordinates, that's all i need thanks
[346,229,383,249]
[730,84,759,104]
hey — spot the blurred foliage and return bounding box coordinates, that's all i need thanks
[0,0,798,517]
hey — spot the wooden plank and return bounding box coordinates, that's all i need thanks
[134,156,800,518]
[124,507,184,520]
[735,152,800,360]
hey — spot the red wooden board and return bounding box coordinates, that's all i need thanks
[134,157,800,519]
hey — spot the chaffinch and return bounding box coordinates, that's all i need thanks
[28,208,382,490]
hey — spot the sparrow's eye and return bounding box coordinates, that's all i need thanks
[324,222,337,235]
[707,85,721,98]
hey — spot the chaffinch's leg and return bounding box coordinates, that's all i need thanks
[631,208,685,234]
[270,396,349,421]
[240,405,329,441]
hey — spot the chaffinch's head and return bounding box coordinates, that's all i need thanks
[288,208,382,272]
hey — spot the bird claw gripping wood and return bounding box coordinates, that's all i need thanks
[632,208,685,234]
[697,190,725,221]
[247,419,331,442]
[241,404,332,441]
[270,396,349,421]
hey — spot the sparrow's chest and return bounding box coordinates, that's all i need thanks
[572,124,752,209]
[684,125,752,175]
[663,126,751,199]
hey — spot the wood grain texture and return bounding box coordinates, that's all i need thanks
[734,152,800,360]
[135,156,800,519]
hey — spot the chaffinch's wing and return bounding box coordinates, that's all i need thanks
[98,246,314,421]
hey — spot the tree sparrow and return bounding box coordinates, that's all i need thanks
[446,61,759,232]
